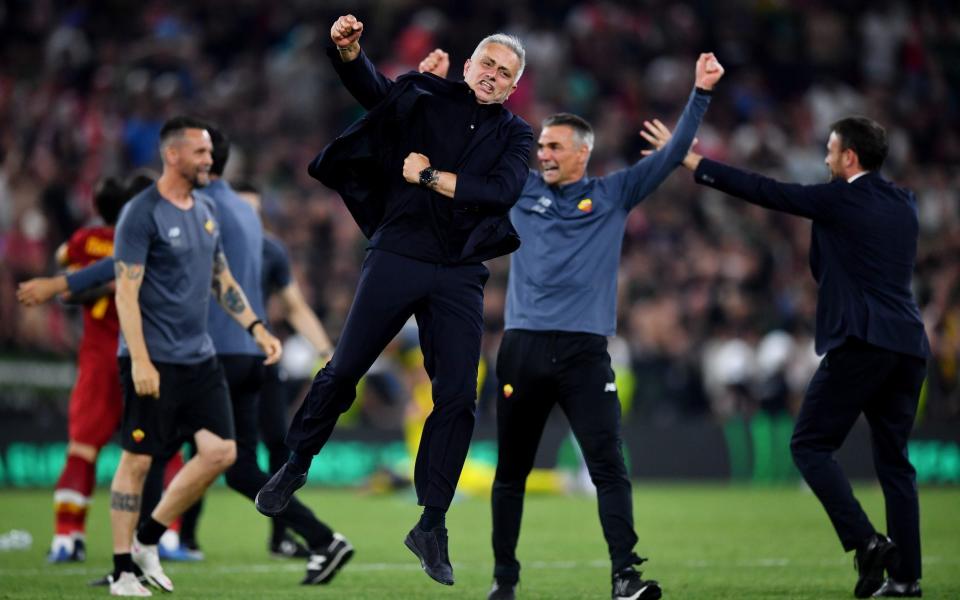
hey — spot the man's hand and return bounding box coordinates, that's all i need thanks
[418,49,450,78]
[131,357,160,398]
[403,152,431,184]
[331,14,363,61]
[639,119,702,170]
[17,276,68,306]
[253,324,283,366]
[695,52,724,90]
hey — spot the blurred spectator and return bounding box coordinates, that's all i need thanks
[1,1,958,430]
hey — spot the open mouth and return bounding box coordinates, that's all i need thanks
[542,165,559,175]
[478,80,494,94]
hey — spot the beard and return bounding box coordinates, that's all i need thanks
[183,166,210,188]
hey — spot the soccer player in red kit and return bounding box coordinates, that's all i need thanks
[19,177,132,562]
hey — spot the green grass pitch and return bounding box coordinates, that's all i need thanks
[0,484,957,599]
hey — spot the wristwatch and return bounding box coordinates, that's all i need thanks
[419,166,439,188]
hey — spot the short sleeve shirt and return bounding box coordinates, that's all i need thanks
[113,185,221,364]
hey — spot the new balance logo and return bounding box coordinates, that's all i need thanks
[604,382,617,392]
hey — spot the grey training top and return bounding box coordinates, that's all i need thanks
[114,184,221,364]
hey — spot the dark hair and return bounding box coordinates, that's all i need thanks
[829,116,888,171]
[159,115,209,147]
[125,169,157,199]
[207,125,230,176]
[93,177,130,225]
[542,112,594,150]
[231,180,260,195]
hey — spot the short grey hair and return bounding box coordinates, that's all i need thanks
[542,113,595,153]
[472,33,526,81]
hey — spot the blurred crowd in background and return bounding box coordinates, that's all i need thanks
[1,0,958,431]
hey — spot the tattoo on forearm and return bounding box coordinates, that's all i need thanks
[224,286,246,314]
[110,491,141,512]
[114,261,125,278]
[213,251,227,275]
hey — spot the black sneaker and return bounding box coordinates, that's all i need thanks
[488,579,517,600]
[302,533,354,585]
[270,534,311,559]
[404,525,454,585]
[255,463,306,517]
[612,566,662,600]
[854,534,900,598]
[873,579,922,597]
[72,538,86,562]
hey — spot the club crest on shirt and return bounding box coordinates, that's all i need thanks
[204,219,216,234]
[131,429,146,443]
[577,198,593,212]
[503,384,514,398]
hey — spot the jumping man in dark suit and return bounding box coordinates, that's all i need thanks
[645,116,928,598]
[255,14,533,587]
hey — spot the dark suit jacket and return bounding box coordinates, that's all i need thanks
[695,158,929,359]
[309,46,532,264]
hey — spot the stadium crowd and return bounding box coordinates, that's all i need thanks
[2,0,958,428]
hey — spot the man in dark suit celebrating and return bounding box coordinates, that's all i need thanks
[644,116,927,598]
[255,13,533,588]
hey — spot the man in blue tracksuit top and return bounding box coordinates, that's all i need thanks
[486,53,724,600]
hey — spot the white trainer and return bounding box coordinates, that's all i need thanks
[131,537,174,592]
[109,572,152,597]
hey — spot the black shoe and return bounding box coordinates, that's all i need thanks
[873,579,922,597]
[612,566,662,600]
[404,525,454,585]
[302,533,354,585]
[270,533,311,559]
[72,538,86,562]
[855,534,900,598]
[488,579,517,600]
[255,463,306,517]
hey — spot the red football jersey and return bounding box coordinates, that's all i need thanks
[66,225,119,355]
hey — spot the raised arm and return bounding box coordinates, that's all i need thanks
[641,125,840,221]
[211,250,283,365]
[611,53,722,209]
[328,14,394,110]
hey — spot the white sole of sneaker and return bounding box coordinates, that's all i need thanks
[303,544,355,585]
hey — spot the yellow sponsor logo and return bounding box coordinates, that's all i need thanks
[502,384,514,398]
[577,198,593,212]
[131,429,145,443]
[84,236,114,258]
[204,219,215,234]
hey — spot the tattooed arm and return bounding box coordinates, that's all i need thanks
[114,260,160,398]
[211,251,283,365]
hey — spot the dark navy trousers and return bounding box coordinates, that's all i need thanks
[790,337,926,581]
[286,248,489,509]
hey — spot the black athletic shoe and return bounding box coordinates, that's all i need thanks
[404,525,454,585]
[612,566,662,600]
[255,463,306,517]
[270,534,311,559]
[488,579,517,600]
[873,579,922,597]
[302,533,354,585]
[855,534,900,598]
